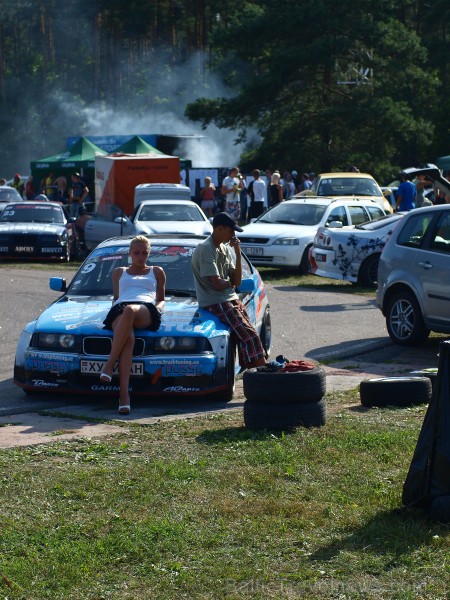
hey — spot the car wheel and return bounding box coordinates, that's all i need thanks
[299,244,312,275]
[213,338,237,403]
[259,308,272,358]
[243,364,326,403]
[357,253,380,288]
[386,290,429,346]
[244,398,327,430]
[360,376,432,407]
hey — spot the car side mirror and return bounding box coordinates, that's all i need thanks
[236,277,254,293]
[327,220,343,228]
[113,217,128,224]
[49,277,67,292]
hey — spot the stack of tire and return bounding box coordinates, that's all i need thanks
[359,376,432,408]
[243,360,326,431]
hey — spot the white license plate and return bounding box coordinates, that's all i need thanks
[15,246,34,252]
[80,359,144,377]
[242,246,263,256]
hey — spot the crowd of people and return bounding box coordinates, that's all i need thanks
[2,171,92,217]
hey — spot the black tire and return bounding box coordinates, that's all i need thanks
[299,244,312,274]
[212,338,237,403]
[357,253,380,288]
[259,308,272,358]
[385,290,429,346]
[410,369,438,391]
[360,376,432,407]
[243,364,326,403]
[244,398,327,430]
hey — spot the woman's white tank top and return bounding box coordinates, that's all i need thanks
[114,267,157,305]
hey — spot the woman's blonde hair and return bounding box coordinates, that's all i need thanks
[130,235,150,250]
[204,176,212,186]
[271,172,281,184]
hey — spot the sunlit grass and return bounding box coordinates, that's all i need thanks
[0,396,447,599]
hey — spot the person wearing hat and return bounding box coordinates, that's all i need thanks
[191,212,268,369]
[68,172,89,218]
[12,173,25,197]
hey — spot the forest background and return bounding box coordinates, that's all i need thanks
[0,0,449,182]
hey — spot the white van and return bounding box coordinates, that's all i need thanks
[134,183,191,209]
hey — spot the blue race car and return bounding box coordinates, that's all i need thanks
[14,234,272,402]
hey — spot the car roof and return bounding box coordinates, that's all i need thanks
[2,200,64,208]
[285,196,380,205]
[317,172,375,180]
[96,233,209,250]
[137,199,199,206]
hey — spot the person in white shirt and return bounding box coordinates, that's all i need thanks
[248,169,267,219]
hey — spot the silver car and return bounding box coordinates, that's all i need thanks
[377,204,450,345]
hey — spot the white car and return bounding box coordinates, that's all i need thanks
[310,213,406,287]
[239,197,386,273]
[84,199,212,250]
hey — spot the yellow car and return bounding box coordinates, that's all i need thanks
[299,172,393,213]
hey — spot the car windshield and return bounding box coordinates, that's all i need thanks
[0,188,21,201]
[317,177,381,197]
[67,243,198,296]
[257,202,327,226]
[136,205,203,222]
[0,204,65,223]
[355,214,403,231]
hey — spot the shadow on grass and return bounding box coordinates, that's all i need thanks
[309,507,445,566]
[196,426,288,445]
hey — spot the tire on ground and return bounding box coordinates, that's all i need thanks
[244,398,327,430]
[359,376,432,407]
[243,365,326,403]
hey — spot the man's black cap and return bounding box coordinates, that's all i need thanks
[212,212,244,232]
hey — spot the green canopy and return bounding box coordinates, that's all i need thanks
[113,135,164,155]
[30,136,107,172]
[436,155,450,171]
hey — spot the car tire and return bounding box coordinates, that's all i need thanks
[244,398,327,430]
[360,376,432,407]
[385,290,430,346]
[213,338,237,403]
[243,364,326,403]
[299,244,312,275]
[357,253,380,288]
[259,308,272,358]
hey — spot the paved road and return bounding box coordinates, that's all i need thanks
[0,267,389,417]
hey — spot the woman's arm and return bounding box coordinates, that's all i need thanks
[154,266,166,311]
[111,267,124,302]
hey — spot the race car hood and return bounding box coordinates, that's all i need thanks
[33,295,217,336]
[0,222,66,235]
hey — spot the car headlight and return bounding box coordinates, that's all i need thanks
[178,337,196,350]
[38,333,76,349]
[273,238,300,245]
[156,336,176,351]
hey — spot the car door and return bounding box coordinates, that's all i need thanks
[347,205,372,225]
[419,210,450,326]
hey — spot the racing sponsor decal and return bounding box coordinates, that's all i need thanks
[91,384,122,392]
[163,386,201,393]
[162,364,203,376]
[31,380,59,388]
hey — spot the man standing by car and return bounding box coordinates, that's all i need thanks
[191,212,268,369]
[248,169,266,219]
[68,172,89,218]
[221,167,243,224]
[395,172,416,212]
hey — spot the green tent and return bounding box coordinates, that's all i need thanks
[436,156,450,171]
[113,135,165,155]
[113,134,191,169]
[30,137,107,201]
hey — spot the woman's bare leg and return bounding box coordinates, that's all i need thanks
[102,304,151,378]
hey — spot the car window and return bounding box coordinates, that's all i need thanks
[397,212,434,248]
[0,204,65,223]
[137,205,202,222]
[68,244,198,296]
[317,177,381,197]
[348,206,370,225]
[430,212,450,252]
[325,206,348,226]
[257,202,327,225]
[366,206,384,220]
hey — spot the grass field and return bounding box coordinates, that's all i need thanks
[0,391,448,599]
